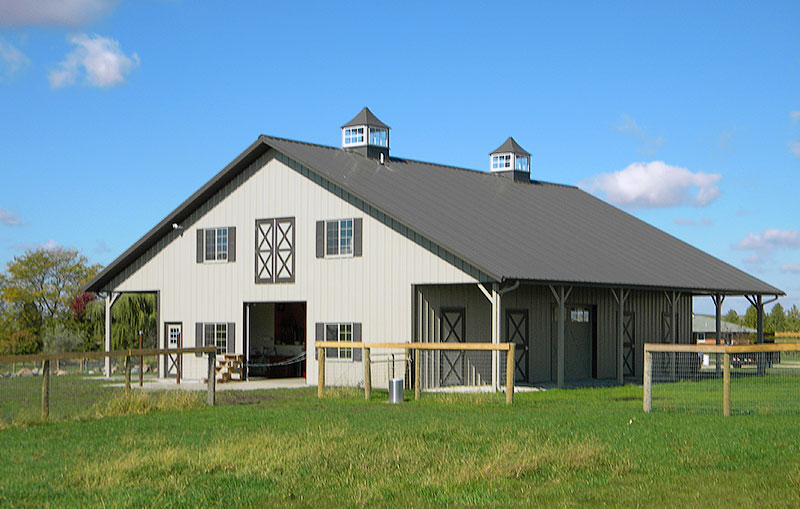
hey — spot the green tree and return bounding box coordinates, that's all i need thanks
[743,305,757,330]
[41,323,84,355]
[723,309,740,325]
[84,293,158,350]
[0,248,101,349]
[768,303,787,333]
[787,305,800,332]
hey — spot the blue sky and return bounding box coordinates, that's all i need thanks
[1,1,799,315]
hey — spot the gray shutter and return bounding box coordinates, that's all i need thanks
[227,323,235,354]
[315,322,323,359]
[353,218,363,257]
[195,322,203,357]
[326,324,337,359]
[352,323,362,362]
[228,226,236,262]
[316,220,324,258]
[196,229,204,263]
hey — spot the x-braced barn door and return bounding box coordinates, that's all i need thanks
[506,310,529,383]
[623,311,635,377]
[255,217,295,284]
[440,308,465,386]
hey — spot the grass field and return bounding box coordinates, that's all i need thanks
[1,381,800,507]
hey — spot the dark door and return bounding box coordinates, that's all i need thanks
[164,323,182,378]
[440,308,465,386]
[623,311,635,377]
[506,309,529,383]
[565,306,592,381]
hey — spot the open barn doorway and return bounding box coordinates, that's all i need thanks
[244,302,306,380]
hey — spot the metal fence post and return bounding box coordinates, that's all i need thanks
[363,346,371,400]
[723,352,731,417]
[207,352,216,406]
[643,349,652,413]
[414,348,421,401]
[41,359,50,420]
[506,344,515,405]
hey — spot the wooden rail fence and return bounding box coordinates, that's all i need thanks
[0,347,217,420]
[315,341,515,404]
[643,342,800,416]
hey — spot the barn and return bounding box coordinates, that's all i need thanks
[83,108,782,389]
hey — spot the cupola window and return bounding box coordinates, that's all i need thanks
[369,127,388,147]
[344,127,365,146]
[492,154,511,169]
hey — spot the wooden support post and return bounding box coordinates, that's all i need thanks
[124,355,131,396]
[506,344,514,405]
[317,347,325,398]
[363,347,371,400]
[643,350,652,412]
[207,352,216,406]
[41,359,50,420]
[723,352,731,417]
[138,330,144,388]
[414,348,421,400]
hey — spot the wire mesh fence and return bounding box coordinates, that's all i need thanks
[315,341,515,404]
[644,343,800,416]
[0,347,215,427]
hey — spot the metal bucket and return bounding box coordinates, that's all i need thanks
[388,378,403,403]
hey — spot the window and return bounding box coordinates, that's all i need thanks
[325,219,353,257]
[492,154,511,169]
[570,308,590,323]
[369,127,388,147]
[204,323,228,354]
[515,156,529,172]
[326,323,353,360]
[344,127,365,145]
[204,227,228,261]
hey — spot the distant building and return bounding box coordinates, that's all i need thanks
[693,314,756,345]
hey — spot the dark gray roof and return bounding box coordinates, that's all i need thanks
[341,107,389,129]
[84,135,783,296]
[491,137,530,156]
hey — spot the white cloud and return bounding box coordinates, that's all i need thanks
[0,40,29,80]
[49,33,139,88]
[580,161,722,208]
[781,264,800,273]
[614,114,664,155]
[789,140,800,158]
[673,217,713,226]
[734,229,800,251]
[11,239,60,251]
[791,111,800,122]
[0,207,21,226]
[0,0,118,27]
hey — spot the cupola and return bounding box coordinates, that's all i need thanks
[341,107,390,160]
[489,137,531,182]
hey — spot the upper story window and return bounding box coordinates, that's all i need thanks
[318,218,361,259]
[344,127,365,146]
[492,154,511,169]
[369,127,388,147]
[255,217,295,284]
[197,227,236,264]
[515,156,530,172]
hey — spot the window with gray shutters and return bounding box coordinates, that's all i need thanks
[317,217,362,259]
[196,227,236,263]
[255,217,295,283]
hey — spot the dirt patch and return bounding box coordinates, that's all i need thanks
[216,391,276,406]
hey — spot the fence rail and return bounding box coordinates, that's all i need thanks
[643,342,800,416]
[0,347,217,422]
[315,341,515,404]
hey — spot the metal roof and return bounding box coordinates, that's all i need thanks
[341,107,389,129]
[84,135,783,296]
[693,314,756,334]
[491,137,530,156]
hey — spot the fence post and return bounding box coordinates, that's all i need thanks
[177,348,182,385]
[207,352,216,406]
[363,346,371,400]
[317,347,325,398]
[643,349,652,413]
[506,344,515,405]
[723,352,731,417]
[138,331,144,388]
[41,359,50,421]
[124,354,131,396]
[414,347,421,401]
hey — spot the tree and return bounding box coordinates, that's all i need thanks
[768,303,787,333]
[723,309,740,325]
[787,305,800,332]
[41,323,84,355]
[0,248,101,348]
[109,294,158,349]
[743,305,757,330]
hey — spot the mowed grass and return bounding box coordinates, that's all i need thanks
[1,383,800,507]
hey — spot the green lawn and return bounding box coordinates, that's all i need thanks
[1,383,800,507]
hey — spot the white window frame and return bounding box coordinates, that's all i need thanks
[324,218,354,258]
[343,126,365,146]
[368,127,388,147]
[326,322,354,361]
[515,155,530,172]
[204,227,229,263]
[204,323,228,354]
[491,153,512,170]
